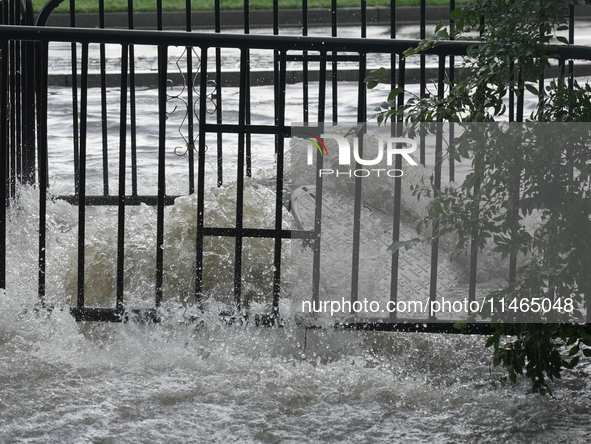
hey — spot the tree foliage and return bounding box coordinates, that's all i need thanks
[367,0,591,394]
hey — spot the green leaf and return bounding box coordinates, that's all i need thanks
[387,88,404,102]
[525,84,540,96]
[449,8,463,21]
[364,67,389,88]
[485,337,496,348]
[436,28,449,39]
[556,36,569,45]
[568,345,580,356]
[509,372,517,384]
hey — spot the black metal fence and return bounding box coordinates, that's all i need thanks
[1,0,591,330]
[1,0,36,196]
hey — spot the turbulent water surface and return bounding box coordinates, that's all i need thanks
[2,296,591,443]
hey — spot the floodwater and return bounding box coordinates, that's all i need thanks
[3,25,591,444]
[2,297,591,443]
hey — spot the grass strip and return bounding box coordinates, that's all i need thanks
[32,0,464,14]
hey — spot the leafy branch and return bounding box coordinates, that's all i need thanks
[367,0,591,394]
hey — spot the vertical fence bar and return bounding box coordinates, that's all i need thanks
[273,0,279,157]
[129,59,138,196]
[428,56,445,317]
[21,56,36,186]
[69,0,80,195]
[448,0,455,183]
[350,51,367,305]
[390,0,396,105]
[244,0,252,176]
[116,44,129,312]
[331,0,338,123]
[568,3,574,90]
[479,14,485,38]
[418,0,426,166]
[234,48,249,312]
[23,0,36,187]
[272,49,287,319]
[509,61,515,122]
[312,51,328,308]
[215,0,223,187]
[195,46,208,305]
[76,42,89,309]
[361,0,366,38]
[8,0,15,198]
[273,11,286,319]
[389,55,406,320]
[508,179,519,285]
[127,0,138,197]
[155,44,167,307]
[538,74,545,120]
[389,0,399,315]
[156,0,162,30]
[7,2,18,197]
[13,1,21,186]
[99,0,109,195]
[185,0,196,195]
[510,69,524,285]
[517,69,524,123]
[538,20,545,120]
[36,40,49,301]
[0,38,8,290]
[508,187,519,285]
[468,177,480,303]
[419,0,426,97]
[302,0,309,123]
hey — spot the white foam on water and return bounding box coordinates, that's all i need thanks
[2,284,591,442]
[4,182,291,310]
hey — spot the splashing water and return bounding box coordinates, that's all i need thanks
[3,181,591,443]
[2,286,591,442]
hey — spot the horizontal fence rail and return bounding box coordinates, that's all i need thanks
[3,24,591,59]
[2,1,591,333]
